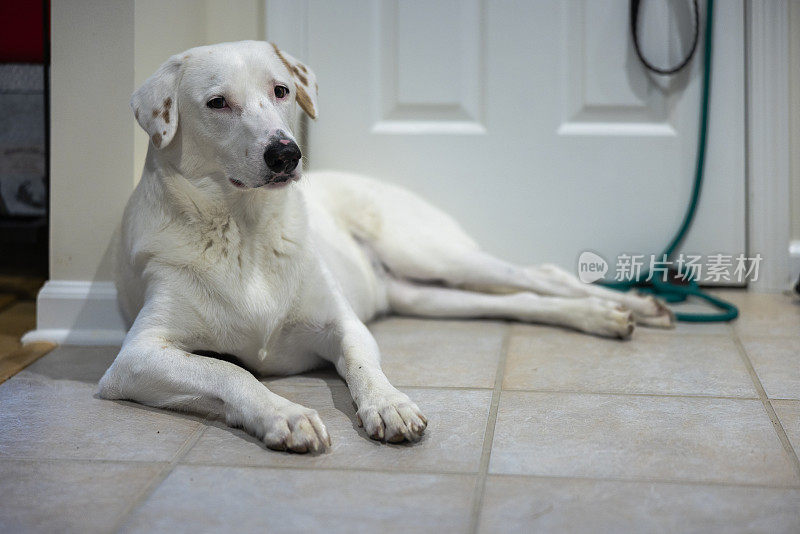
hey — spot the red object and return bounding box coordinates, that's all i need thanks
[0,0,49,63]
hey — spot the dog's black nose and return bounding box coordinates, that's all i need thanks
[264,138,301,174]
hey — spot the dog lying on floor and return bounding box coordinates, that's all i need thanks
[98,41,673,453]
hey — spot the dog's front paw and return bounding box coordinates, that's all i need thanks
[249,402,331,454]
[356,391,427,443]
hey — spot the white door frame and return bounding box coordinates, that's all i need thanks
[746,0,792,292]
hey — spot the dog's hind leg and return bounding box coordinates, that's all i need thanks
[381,243,673,328]
[386,278,635,339]
[317,171,671,327]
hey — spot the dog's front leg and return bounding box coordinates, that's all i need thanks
[99,333,330,453]
[323,318,427,443]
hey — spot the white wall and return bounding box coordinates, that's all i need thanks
[790,0,800,242]
[50,0,263,283]
[35,0,262,343]
[50,0,135,282]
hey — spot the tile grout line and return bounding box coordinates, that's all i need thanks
[486,471,800,490]
[277,383,496,391]
[143,379,768,400]
[734,331,800,341]
[7,455,798,492]
[169,461,479,477]
[731,332,800,481]
[468,325,512,534]
[233,382,766,401]
[497,388,760,401]
[0,457,173,466]
[4,451,799,491]
[110,423,208,533]
[100,459,800,490]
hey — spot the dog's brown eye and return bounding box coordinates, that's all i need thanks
[206,96,227,109]
[274,85,289,99]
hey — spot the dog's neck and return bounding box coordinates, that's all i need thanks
[142,146,308,248]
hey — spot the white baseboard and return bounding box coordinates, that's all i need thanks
[24,251,800,346]
[790,240,800,287]
[21,280,127,346]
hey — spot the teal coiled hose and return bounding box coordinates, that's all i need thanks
[603,0,739,322]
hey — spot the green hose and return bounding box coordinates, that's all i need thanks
[604,0,738,322]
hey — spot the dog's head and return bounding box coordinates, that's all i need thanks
[131,41,318,190]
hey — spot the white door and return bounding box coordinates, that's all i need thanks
[266,0,745,281]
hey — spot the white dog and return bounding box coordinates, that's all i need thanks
[98,41,672,453]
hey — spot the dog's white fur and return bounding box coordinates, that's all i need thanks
[98,41,673,452]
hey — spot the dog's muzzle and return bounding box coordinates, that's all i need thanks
[264,133,301,175]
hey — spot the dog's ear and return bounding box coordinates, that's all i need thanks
[131,55,182,149]
[270,43,319,119]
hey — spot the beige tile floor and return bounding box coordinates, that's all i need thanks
[1,290,799,533]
